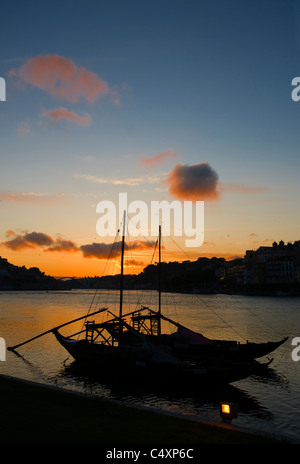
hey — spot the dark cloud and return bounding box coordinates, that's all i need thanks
[80,242,116,260]
[2,230,78,253]
[25,232,54,247]
[126,240,157,251]
[80,240,157,260]
[2,235,34,251]
[165,163,220,201]
[3,231,54,250]
[2,230,156,261]
[45,238,79,252]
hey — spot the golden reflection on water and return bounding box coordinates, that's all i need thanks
[1,289,299,346]
[1,289,300,442]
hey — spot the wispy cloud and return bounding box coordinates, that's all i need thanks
[220,183,269,195]
[74,173,143,186]
[0,191,67,205]
[16,121,31,136]
[140,150,179,168]
[9,54,114,104]
[41,107,92,126]
[73,173,164,186]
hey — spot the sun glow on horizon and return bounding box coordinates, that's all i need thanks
[0,236,246,278]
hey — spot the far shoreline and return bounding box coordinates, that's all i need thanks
[1,286,300,297]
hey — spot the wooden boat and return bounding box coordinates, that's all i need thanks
[52,327,271,387]
[51,216,277,386]
[128,224,287,363]
[68,221,286,365]
[138,310,288,362]
[8,214,285,386]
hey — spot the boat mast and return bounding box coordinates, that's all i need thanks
[119,210,126,339]
[158,224,161,336]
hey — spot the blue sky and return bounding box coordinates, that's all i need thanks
[1,0,300,276]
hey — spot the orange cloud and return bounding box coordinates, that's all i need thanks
[41,107,92,126]
[125,259,145,267]
[16,121,31,136]
[3,231,54,251]
[2,230,156,261]
[10,54,110,103]
[141,150,179,168]
[2,230,79,253]
[0,191,67,205]
[5,230,16,237]
[165,163,220,201]
[45,237,79,253]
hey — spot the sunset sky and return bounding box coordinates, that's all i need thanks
[1,0,300,277]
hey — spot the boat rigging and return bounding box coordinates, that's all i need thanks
[8,212,287,387]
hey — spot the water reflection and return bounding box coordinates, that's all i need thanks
[1,290,299,442]
[7,348,46,380]
[51,358,284,426]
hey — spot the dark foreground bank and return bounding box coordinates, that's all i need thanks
[0,374,289,445]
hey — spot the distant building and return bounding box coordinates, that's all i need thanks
[224,241,300,287]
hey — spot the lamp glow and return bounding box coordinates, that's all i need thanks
[219,402,238,422]
[221,403,231,415]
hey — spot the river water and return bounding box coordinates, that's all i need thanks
[0,289,299,443]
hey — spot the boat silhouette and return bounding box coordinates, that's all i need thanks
[9,214,287,387]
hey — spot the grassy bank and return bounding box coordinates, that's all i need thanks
[0,375,288,444]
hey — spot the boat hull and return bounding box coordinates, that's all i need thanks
[169,337,289,362]
[53,330,271,387]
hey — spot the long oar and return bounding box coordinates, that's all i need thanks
[7,308,108,352]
